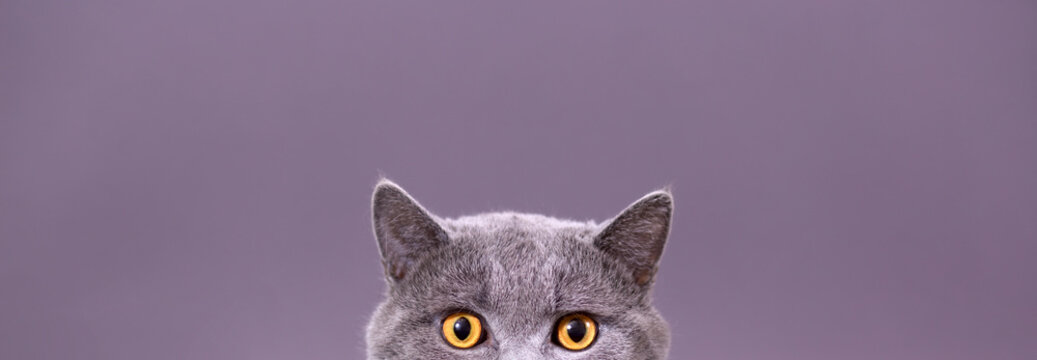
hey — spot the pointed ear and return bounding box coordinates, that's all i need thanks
[594,189,673,286]
[371,180,448,281]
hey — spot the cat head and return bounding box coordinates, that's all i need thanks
[366,180,672,360]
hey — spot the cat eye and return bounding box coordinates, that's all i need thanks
[553,313,597,351]
[441,312,486,349]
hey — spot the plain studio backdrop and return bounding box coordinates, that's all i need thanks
[1,1,1035,359]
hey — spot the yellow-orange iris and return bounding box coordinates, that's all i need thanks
[442,312,482,349]
[556,313,597,351]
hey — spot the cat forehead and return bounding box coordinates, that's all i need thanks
[400,212,640,316]
[441,212,600,245]
[439,212,603,275]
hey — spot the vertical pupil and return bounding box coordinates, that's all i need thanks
[453,317,472,340]
[566,319,586,343]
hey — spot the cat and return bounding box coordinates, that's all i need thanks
[365,179,673,360]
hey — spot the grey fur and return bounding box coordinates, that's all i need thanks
[366,180,672,360]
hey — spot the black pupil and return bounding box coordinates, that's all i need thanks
[566,319,586,343]
[453,317,472,341]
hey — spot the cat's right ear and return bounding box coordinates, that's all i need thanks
[594,189,673,287]
[371,179,448,282]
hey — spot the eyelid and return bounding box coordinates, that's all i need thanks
[556,310,609,324]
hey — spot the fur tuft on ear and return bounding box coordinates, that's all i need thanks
[371,179,448,281]
[594,190,673,286]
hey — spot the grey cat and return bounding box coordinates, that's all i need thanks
[366,180,673,360]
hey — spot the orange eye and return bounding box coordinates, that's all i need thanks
[442,312,484,349]
[554,313,597,351]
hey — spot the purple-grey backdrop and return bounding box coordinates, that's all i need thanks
[2,1,1035,359]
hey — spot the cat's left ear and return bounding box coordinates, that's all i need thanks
[594,189,673,286]
[371,179,449,282]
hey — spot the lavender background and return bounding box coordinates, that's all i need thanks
[2,1,1036,359]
